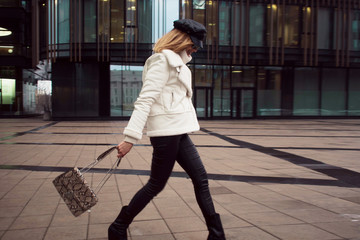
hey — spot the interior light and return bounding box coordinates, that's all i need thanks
[0,27,12,37]
[8,49,13,54]
[268,4,277,10]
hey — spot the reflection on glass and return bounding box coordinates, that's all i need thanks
[213,66,222,116]
[206,0,217,45]
[84,0,97,42]
[349,69,360,115]
[125,0,137,43]
[231,66,255,88]
[138,0,152,43]
[193,0,205,9]
[321,68,346,116]
[219,1,231,45]
[110,65,143,116]
[241,90,253,118]
[351,10,360,50]
[267,4,299,47]
[317,8,332,49]
[293,68,319,115]
[194,65,212,87]
[196,88,206,118]
[257,67,282,116]
[58,0,69,44]
[98,0,110,43]
[0,78,15,104]
[249,4,264,46]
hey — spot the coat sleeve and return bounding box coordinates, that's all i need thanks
[123,54,170,142]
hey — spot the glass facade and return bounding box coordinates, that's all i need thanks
[293,68,319,116]
[349,69,360,115]
[39,0,360,119]
[110,65,142,116]
[257,67,282,116]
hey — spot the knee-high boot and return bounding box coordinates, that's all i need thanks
[108,206,133,240]
[205,213,226,240]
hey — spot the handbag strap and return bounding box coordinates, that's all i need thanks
[79,146,122,194]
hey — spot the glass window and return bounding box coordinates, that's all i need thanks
[180,0,192,19]
[293,68,319,116]
[219,1,231,46]
[0,78,15,105]
[231,66,255,88]
[257,67,282,116]
[206,0,218,45]
[138,0,152,43]
[321,68,346,116]
[111,0,125,43]
[213,66,230,117]
[267,4,299,48]
[84,0,96,43]
[348,69,360,116]
[301,6,314,48]
[125,0,137,43]
[194,65,211,87]
[249,4,264,46]
[110,65,143,117]
[58,0,69,44]
[333,9,343,50]
[281,5,299,47]
[194,0,205,27]
[351,10,360,50]
[98,0,110,43]
[317,8,332,49]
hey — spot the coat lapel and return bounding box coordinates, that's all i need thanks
[162,50,193,97]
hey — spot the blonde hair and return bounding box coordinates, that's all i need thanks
[153,29,193,53]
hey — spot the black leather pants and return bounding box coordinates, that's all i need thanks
[126,134,216,218]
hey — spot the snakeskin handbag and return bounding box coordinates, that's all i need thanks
[53,146,121,217]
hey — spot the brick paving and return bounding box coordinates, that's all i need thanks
[0,118,359,240]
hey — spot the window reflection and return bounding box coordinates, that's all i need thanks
[194,65,212,87]
[317,8,332,49]
[267,4,299,48]
[351,10,360,50]
[110,65,143,116]
[249,4,264,46]
[293,68,319,116]
[84,0,96,42]
[257,67,282,116]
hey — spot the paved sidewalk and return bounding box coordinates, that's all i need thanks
[0,118,359,240]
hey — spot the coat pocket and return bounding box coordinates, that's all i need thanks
[163,91,174,111]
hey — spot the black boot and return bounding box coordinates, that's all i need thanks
[205,213,226,240]
[108,206,133,240]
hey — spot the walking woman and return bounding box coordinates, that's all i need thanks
[109,19,226,240]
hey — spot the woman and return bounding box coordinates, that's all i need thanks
[109,19,226,240]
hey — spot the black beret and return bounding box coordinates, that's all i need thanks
[173,19,207,49]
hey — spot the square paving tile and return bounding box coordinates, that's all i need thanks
[261,224,341,240]
[1,227,47,240]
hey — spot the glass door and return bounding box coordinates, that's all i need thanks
[231,88,254,118]
[195,87,212,118]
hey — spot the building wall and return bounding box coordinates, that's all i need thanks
[41,0,360,119]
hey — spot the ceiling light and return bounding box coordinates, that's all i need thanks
[0,27,12,37]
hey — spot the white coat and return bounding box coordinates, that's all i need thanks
[123,49,200,144]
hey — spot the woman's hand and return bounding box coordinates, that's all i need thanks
[117,141,133,158]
